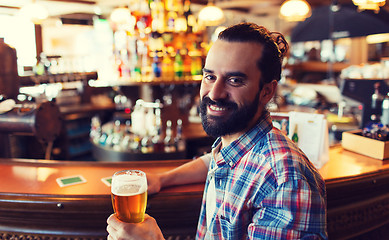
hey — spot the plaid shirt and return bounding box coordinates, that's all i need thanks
[196,111,327,239]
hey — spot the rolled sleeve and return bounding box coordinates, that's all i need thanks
[248,179,327,239]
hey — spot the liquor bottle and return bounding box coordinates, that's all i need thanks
[190,43,203,76]
[382,93,389,126]
[162,51,174,80]
[372,82,384,109]
[121,120,132,150]
[175,119,185,152]
[150,0,165,32]
[183,0,195,32]
[131,134,142,153]
[131,54,142,82]
[174,50,184,79]
[141,45,152,79]
[90,115,101,144]
[291,125,299,144]
[152,51,162,78]
[152,108,164,152]
[166,11,177,32]
[112,120,123,151]
[152,126,164,152]
[105,127,114,148]
[98,131,108,146]
[182,47,192,77]
[145,107,156,136]
[164,120,176,152]
[141,133,154,153]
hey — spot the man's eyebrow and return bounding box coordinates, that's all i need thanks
[225,71,247,78]
[202,68,247,78]
[202,68,213,73]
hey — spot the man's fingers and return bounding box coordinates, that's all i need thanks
[107,223,117,240]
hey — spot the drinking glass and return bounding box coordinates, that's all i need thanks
[111,170,148,223]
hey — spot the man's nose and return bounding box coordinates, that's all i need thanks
[208,79,228,101]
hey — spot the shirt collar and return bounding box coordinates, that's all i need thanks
[211,111,273,168]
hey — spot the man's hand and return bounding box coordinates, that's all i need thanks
[107,214,164,240]
[146,172,163,195]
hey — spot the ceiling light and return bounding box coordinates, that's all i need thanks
[198,2,225,26]
[367,33,389,44]
[352,0,386,13]
[110,7,132,25]
[18,1,48,25]
[175,17,188,32]
[110,7,136,31]
[280,0,311,22]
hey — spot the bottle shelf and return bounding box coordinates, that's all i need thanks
[91,142,185,162]
[89,75,202,87]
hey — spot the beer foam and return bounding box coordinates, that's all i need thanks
[112,174,147,196]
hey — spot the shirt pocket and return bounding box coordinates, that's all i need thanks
[219,215,234,239]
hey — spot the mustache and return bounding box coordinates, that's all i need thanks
[200,96,238,109]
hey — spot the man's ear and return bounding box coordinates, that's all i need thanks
[260,80,277,104]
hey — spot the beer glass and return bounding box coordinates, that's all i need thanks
[111,170,148,223]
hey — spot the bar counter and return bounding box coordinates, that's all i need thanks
[0,146,389,239]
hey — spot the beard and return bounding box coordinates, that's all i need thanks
[199,91,260,138]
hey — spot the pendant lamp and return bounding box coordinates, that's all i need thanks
[198,0,225,26]
[18,0,48,25]
[352,0,386,13]
[280,0,311,22]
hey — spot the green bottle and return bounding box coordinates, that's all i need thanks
[174,50,183,79]
[292,125,299,143]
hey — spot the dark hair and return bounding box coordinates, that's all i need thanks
[218,22,289,85]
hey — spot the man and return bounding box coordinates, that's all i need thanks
[107,22,327,239]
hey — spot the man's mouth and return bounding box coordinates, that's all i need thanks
[207,104,231,116]
[200,96,237,118]
[209,105,227,111]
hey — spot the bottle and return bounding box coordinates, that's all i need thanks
[382,93,389,126]
[174,50,184,79]
[164,120,175,152]
[291,125,299,144]
[131,134,142,153]
[175,119,185,152]
[184,0,196,31]
[145,107,156,136]
[162,51,174,80]
[190,43,203,76]
[104,126,114,148]
[152,108,164,152]
[121,120,132,150]
[98,131,108,146]
[182,48,192,77]
[152,125,164,152]
[141,46,152,79]
[166,11,177,32]
[90,116,101,144]
[112,120,123,151]
[141,133,154,153]
[372,82,384,110]
[152,51,162,78]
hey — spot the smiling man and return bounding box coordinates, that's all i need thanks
[107,22,327,240]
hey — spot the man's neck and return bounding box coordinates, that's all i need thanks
[219,110,266,149]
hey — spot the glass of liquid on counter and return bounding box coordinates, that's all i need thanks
[111,170,148,223]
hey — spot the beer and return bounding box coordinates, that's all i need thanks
[111,170,148,223]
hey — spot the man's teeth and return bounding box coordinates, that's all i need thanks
[210,105,226,111]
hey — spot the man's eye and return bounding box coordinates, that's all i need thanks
[228,77,244,86]
[203,74,216,81]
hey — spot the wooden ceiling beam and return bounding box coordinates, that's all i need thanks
[44,0,96,5]
[0,5,19,10]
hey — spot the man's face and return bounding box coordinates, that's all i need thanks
[199,40,267,138]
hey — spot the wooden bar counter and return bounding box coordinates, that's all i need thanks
[1,146,389,239]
